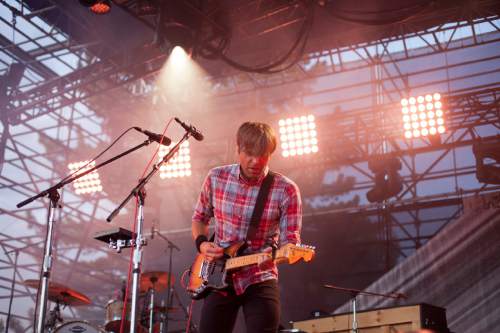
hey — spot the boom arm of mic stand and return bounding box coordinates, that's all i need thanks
[323,284,406,300]
[16,139,154,209]
[106,133,190,223]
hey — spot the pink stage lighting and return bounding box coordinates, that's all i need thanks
[401,93,445,139]
[278,115,319,158]
[68,161,103,194]
[159,141,192,178]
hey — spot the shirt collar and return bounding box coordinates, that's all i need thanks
[235,164,269,186]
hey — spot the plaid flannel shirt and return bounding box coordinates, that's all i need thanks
[192,164,302,295]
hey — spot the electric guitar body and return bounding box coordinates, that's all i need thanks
[186,242,315,300]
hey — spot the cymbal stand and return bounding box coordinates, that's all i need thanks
[148,278,157,333]
[172,288,198,333]
[154,231,180,333]
[4,248,19,333]
[158,299,166,333]
[45,300,63,332]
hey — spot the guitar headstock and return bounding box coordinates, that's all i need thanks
[277,243,315,264]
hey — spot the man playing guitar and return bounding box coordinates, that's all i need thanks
[192,121,302,333]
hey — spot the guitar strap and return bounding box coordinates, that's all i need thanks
[209,171,275,247]
[246,171,275,242]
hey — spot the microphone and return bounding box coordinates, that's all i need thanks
[174,118,204,141]
[133,127,172,146]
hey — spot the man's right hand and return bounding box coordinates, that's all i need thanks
[199,242,224,262]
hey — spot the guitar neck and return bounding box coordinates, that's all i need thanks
[225,253,265,270]
[225,249,288,270]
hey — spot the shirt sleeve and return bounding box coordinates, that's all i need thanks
[279,182,302,246]
[192,171,214,225]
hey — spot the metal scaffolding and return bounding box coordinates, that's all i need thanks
[0,0,499,330]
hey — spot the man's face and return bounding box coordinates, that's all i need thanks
[238,147,271,180]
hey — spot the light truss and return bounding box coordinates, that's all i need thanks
[0,1,499,331]
[2,11,498,124]
[209,15,500,96]
[0,2,131,326]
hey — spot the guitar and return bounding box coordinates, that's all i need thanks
[186,242,315,299]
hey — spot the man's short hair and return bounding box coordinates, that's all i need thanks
[237,122,277,156]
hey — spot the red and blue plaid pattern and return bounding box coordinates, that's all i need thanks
[192,164,302,295]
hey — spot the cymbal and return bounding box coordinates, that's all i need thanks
[140,271,175,293]
[23,279,91,306]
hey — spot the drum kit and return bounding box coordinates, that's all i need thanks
[23,271,179,333]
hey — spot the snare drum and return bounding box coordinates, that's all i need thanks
[54,321,104,333]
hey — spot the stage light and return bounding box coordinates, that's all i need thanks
[170,46,189,68]
[159,141,192,179]
[366,156,403,203]
[68,161,103,194]
[79,0,111,14]
[278,115,318,158]
[401,93,445,139]
[153,2,202,53]
[473,140,500,184]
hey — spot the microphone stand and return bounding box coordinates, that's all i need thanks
[153,230,180,333]
[323,284,406,333]
[106,132,191,333]
[172,288,198,333]
[15,139,156,333]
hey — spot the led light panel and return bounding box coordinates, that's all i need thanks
[278,115,319,158]
[159,141,192,178]
[401,93,445,139]
[68,161,103,194]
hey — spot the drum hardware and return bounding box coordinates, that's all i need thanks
[45,301,63,332]
[150,230,180,333]
[169,288,197,333]
[139,271,175,333]
[105,299,132,333]
[22,279,92,306]
[139,272,175,294]
[94,227,146,253]
[148,276,157,333]
[4,247,19,333]
[22,279,91,331]
[54,321,105,333]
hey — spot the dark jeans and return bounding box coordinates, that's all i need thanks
[199,279,280,333]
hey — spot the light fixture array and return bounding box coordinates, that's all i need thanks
[278,115,319,157]
[401,93,445,139]
[68,161,103,194]
[159,141,192,178]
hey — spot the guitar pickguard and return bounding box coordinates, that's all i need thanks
[189,257,230,299]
